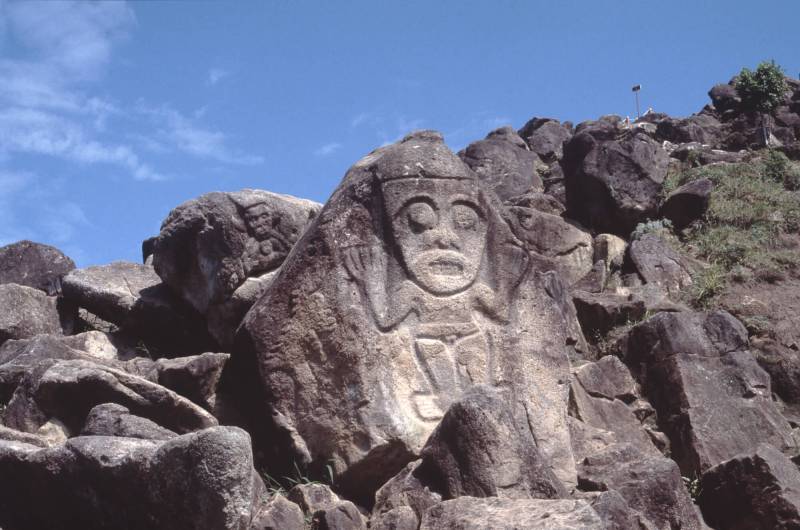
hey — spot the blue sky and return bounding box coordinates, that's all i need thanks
[1,0,798,267]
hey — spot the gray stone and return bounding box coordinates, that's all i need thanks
[0,426,267,529]
[629,234,693,295]
[62,261,213,356]
[420,385,566,500]
[518,118,573,162]
[0,240,75,295]
[0,284,62,346]
[287,483,341,515]
[148,352,229,411]
[578,443,703,530]
[419,497,603,530]
[504,205,593,285]
[251,494,305,530]
[153,189,320,347]
[656,115,724,147]
[80,403,177,440]
[206,271,277,348]
[587,490,657,530]
[0,425,49,448]
[563,128,670,235]
[698,443,800,530]
[505,191,566,216]
[312,501,367,530]
[709,83,740,113]
[234,130,577,502]
[660,178,713,230]
[372,460,442,530]
[623,311,796,475]
[572,291,646,337]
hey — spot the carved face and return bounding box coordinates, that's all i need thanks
[383,179,488,295]
[244,203,277,242]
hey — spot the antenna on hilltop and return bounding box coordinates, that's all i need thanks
[631,84,642,120]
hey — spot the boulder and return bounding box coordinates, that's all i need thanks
[660,178,713,229]
[0,425,50,448]
[153,189,320,346]
[234,130,577,503]
[0,240,75,294]
[206,271,276,348]
[62,262,213,356]
[251,494,305,530]
[419,385,566,500]
[563,128,670,235]
[577,443,703,529]
[80,403,178,440]
[458,126,545,201]
[622,311,796,475]
[419,497,603,530]
[572,291,646,336]
[629,234,693,295]
[656,115,723,147]
[505,191,566,216]
[148,352,229,411]
[0,283,63,347]
[585,489,658,530]
[14,359,217,435]
[504,205,593,285]
[312,502,367,530]
[287,483,342,515]
[518,118,573,162]
[709,83,740,113]
[698,443,800,530]
[371,460,442,530]
[0,426,267,529]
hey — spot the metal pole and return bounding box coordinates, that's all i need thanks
[635,91,640,120]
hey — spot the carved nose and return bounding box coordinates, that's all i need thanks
[431,226,460,250]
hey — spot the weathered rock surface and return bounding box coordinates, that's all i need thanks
[147,352,229,411]
[62,261,213,355]
[0,283,63,346]
[419,385,566,500]
[419,497,603,530]
[234,130,577,502]
[518,118,573,163]
[0,426,268,529]
[459,126,544,201]
[698,443,800,530]
[563,126,670,235]
[153,189,319,346]
[577,443,703,530]
[287,483,367,529]
[251,494,305,530]
[585,489,658,530]
[504,205,593,285]
[0,240,75,294]
[80,403,178,440]
[372,460,442,530]
[623,311,796,475]
[572,291,646,336]
[660,178,713,230]
[656,114,724,147]
[629,234,693,295]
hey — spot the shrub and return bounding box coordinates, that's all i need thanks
[687,264,726,308]
[631,219,674,241]
[735,60,788,114]
[762,149,790,183]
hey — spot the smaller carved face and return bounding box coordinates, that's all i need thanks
[244,203,276,241]
[386,180,488,295]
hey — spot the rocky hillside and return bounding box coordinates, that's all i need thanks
[1,74,800,529]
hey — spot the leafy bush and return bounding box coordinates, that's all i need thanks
[735,60,788,113]
[687,264,726,308]
[631,219,674,241]
[762,149,790,183]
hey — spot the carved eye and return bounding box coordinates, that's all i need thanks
[452,204,479,230]
[406,202,436,233]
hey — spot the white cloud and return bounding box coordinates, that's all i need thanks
[351,112,370,128]
[136,103,264,165]
[314,142,342,156]
[207,68,230,86]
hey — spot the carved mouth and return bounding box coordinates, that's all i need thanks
[428,257,464,276]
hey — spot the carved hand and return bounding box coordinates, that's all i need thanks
[343,245,386,284]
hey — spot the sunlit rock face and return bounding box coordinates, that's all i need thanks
[235,130,578,501]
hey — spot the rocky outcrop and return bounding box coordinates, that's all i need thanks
[0,283,63,346]
[62,262,213,355]
[458,126,545,201]
[698,443,800,530]
[0,240,75,294]
[622,311,796,475]
[563,124,670,235]
[152,189,319,347]
[419,497,603,529]
[80,403,178,440]
[660,177,713,230]
[518,118,573,163]
[0,427,268,529]
[629,234,694,295]
[234,131,577,503]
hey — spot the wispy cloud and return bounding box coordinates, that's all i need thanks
[314,142,343,156]
[351,112,370,128]
[207,68,230,86]
[136,103,264,165]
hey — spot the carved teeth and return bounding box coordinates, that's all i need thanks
[429,259,463,276]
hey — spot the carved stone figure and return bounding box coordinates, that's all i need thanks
[234,131,578,503]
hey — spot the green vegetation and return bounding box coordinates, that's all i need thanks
[682,476,702,502]
[631,219,674,241]
[664,157,800,307]
[735,60,788,114]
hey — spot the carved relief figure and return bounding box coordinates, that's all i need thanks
[345,174,528,421]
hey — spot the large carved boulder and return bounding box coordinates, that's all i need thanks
[562,127,670,235]
[458,126,544,201]
[0,240,75,294]
[0,283,63,346]
[0,427,268,529]
[153,189,320,347]
[234,131,577,502]
[622,311,796,475]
